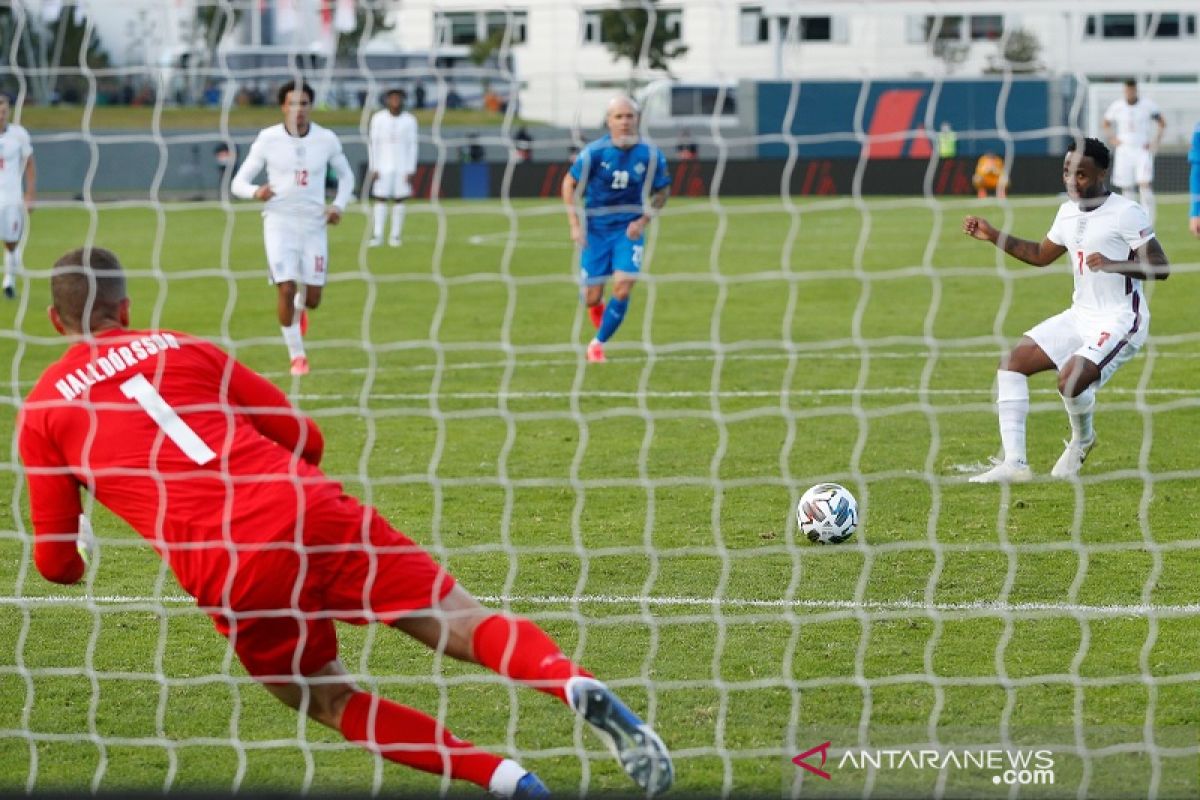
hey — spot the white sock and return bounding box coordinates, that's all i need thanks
[1139,186,1155,224]
[1061,385,1096,443]
[487,759,527,799]
[293,288,305,312]
[373,203,387,239]
[281,323,304,359]
[3,249,15,279]
[390,203,405,240]
[996,369,1029,465]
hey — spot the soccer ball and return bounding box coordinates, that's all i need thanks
[797,483,858,545]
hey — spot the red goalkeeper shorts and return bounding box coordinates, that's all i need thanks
[209,493,456,680]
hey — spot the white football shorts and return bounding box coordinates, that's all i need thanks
[263,214,329,287]
[0,203,25,243]
[1111,146,1153,189]
[1026,305,1147,388]
[371,170,413,200]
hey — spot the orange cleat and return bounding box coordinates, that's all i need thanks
[586,341,606,363]
[289,356,310,376]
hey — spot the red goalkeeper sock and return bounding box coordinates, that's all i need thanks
[339,691,501,789]
[589,303,605,329]
[472,614,593,703]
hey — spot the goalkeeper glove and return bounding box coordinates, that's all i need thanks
[77,514,95,570]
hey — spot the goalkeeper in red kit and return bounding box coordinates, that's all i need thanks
[17,247,674,799]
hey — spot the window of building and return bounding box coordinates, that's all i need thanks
[435,9,528,46]
[484,11,528,44]
[670,85,736,117]
[739,6,768,44]
[1084,13,1138,39]
[1103,13,1137,37]
[970,15,1004,41]
[798,16,832,41]
[740,7,835,44]
[1146,13,1197,38]
[924,15,964,41]
[581,10,603,43]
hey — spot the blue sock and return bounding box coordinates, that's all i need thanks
[596,295,628,343]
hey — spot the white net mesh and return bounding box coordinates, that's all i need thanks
[2,1,1199,798]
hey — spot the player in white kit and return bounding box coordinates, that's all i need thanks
[232,80,355,376]
[1102,79,1165,223]
[367,88,419,247]
[962,137,1169,483]
[0,94,36,299]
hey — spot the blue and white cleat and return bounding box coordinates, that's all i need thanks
[567,676,674,796]
[512,771,551,799]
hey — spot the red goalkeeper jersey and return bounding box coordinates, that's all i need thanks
[18,328,339,603]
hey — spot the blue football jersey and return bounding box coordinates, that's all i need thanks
[569,135,671,230]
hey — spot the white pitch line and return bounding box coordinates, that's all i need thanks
[290,386,1194,402]
[3,594,1195,616]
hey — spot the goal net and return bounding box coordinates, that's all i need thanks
[2,1,1198,798]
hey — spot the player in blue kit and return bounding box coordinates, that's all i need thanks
[1188,120,1200,238]
[562,96,671,363]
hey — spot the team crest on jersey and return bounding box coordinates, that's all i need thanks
[634,163,646,175]
[1074,217,1087,244]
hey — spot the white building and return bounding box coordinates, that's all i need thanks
[26,1,1200,145]
[386,0,1200,139]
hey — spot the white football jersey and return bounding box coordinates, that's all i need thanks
[231,122,355,222]
[0,124,33,205]
[1103,98,1162,149]
[1046,192,1154,315]
[368,110,418,174]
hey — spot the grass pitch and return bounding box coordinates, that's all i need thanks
[1,194,1198,798]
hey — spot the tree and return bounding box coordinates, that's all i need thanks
[0,5,111,104]
[599,1,688,86]
[985,27,1043,74]
[333,3,393,60]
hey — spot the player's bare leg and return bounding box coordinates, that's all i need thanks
[263,659,548,798]
[589,275,637,363]
[1052,355,1100,478]
[393,583,674,795]
[970,337,1056,484]
[2,241,19,299]
[277,281,308,375]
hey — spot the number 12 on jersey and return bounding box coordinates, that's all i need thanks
[120,374,217,465]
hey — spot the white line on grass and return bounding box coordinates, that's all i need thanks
[290,386,1194,402]
[4,594,1195,617]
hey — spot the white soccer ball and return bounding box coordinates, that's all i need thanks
[797,483,858,545]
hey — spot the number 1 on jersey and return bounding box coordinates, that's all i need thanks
[120,374,217,465]
[1077,250,1084,275]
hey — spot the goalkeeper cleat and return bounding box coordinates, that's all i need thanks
[1051,436,1095,479]
[511,772,551,799]
[589,303,605,329]
[969,458,1033,484]
[586,341,606,363]
[289,356,310,376]
[567,677,674,796]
